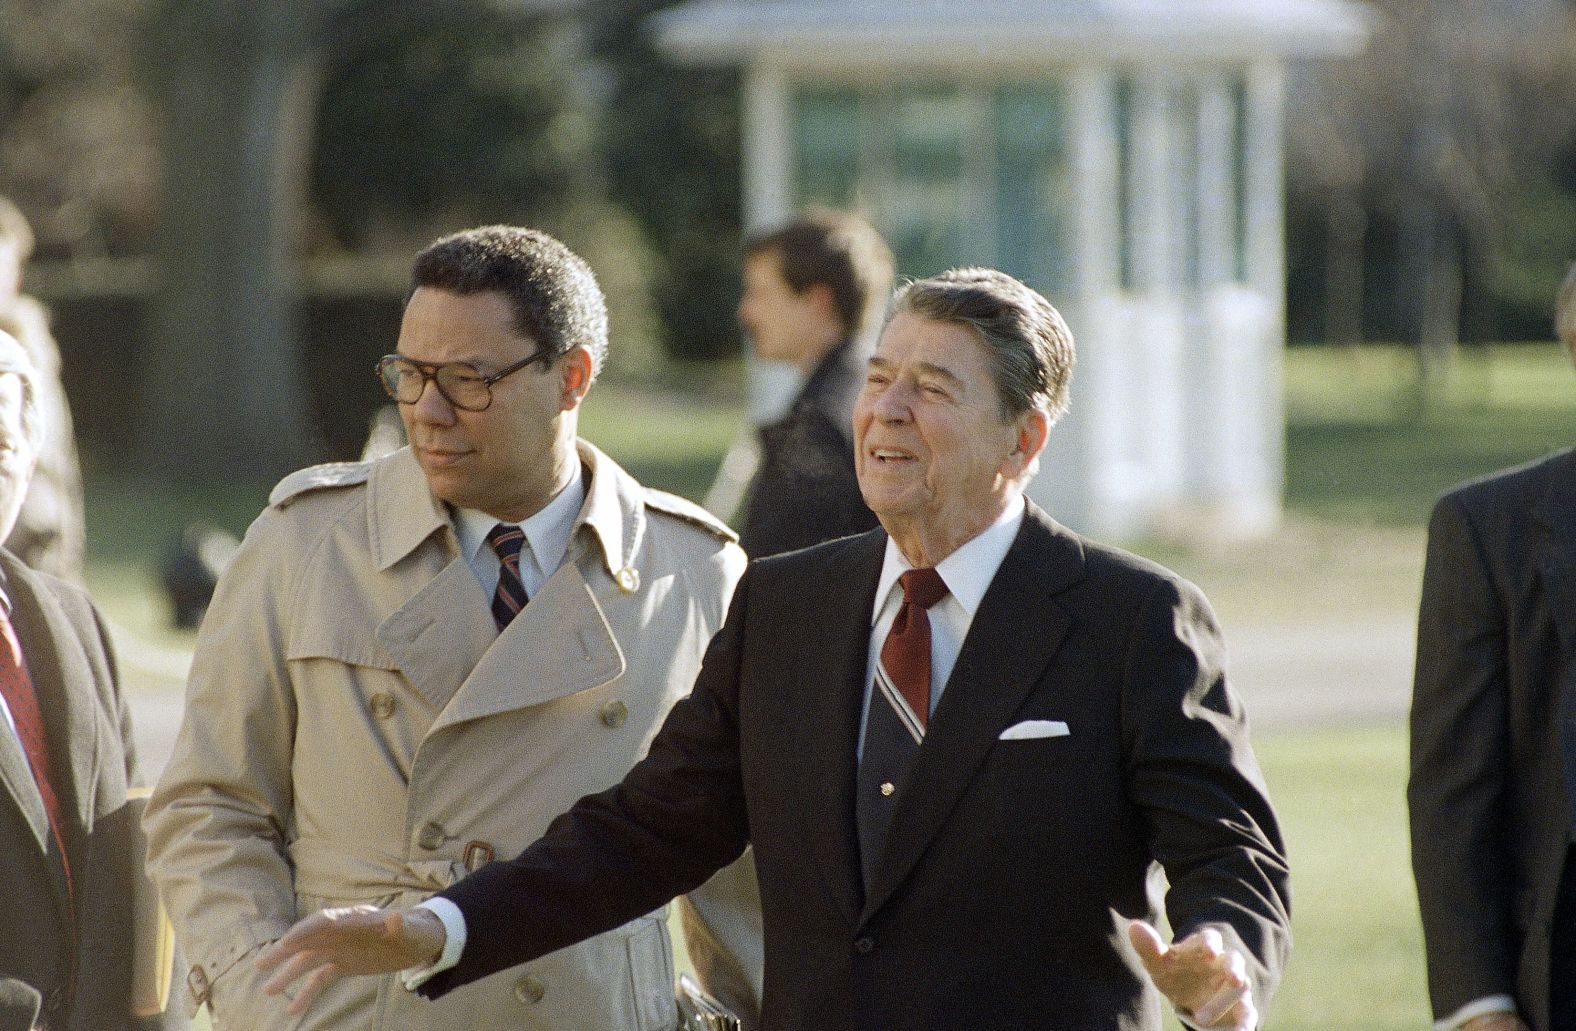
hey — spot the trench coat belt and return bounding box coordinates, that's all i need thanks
[291,857,466,908]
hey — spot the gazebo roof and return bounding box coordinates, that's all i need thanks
[654,0,1371,66]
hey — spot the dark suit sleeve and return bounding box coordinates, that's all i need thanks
[1122,575,1292,1011]
[1408,494,1519,1017]
[421,568,756,998]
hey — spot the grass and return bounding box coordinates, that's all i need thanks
[95,343,1568,1030]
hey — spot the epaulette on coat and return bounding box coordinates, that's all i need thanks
[268,462,373,508]
[642,489,738,544]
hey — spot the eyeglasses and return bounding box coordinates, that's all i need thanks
[375,352,551,412]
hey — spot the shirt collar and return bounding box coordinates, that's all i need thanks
[453,470,587,575]
[871,495,1026,625]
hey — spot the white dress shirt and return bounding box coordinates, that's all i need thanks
[450,471,586,602]
[857,497,1025,758]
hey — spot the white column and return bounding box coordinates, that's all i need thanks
[1041,63,1131,536]
[1130,73,1187,513]
[1238,58,1288,530]
[741,61,801,423]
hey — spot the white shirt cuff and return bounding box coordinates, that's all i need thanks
[1435,995,1518,1031]
[398,898,468,992]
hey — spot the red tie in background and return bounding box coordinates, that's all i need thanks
[0,607,74,909]
[879,568,949,733]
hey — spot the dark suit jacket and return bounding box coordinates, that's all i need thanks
[1410,448,1576,1031]
[426,505,1292,1030]
[0,551,171,1031]
[737,338,878,559]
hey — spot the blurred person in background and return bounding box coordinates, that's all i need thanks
[0,329,175,1031]
[1410,262,1576,1031]
[681,208,894,1028]
[144,226,753,1030]
[732,207,890,558]
[0,198,84,583]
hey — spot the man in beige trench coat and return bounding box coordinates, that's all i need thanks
[144,226,751,1030]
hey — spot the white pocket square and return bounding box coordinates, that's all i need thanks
[998,719,1070,741]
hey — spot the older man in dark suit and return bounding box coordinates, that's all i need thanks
[0,329,174,1031]
[1409,263,1576,1031]
[258,267,1291,1030]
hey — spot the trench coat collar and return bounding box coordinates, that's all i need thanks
[367,448,451,573]
[366,441,644,582]
[572,439,646,586]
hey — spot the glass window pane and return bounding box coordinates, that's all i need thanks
[993,83,1071,295]
[889,88,967,280]
[793,88,862,208]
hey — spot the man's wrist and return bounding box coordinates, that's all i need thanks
[399,898,467,992]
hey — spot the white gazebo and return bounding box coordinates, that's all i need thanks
[655,0,1369,540]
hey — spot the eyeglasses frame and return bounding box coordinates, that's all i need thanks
[375,350,553,413]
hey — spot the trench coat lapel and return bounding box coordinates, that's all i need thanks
[427,556,626,732]
[860,506,1083,923]
[376,555,497,714]
[794,530,886,925]
[1533,450,1576,647]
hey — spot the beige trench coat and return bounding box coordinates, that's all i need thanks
[145,442,747,1030]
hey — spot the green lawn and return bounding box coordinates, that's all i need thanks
[96,343,1568,1030]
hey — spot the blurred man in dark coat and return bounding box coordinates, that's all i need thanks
[1410,263,1576,1031]
[733,208,891,558]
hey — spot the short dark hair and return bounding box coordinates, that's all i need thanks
[744,208,894,337]
[885,268,1075,425]
[410,226,609,378]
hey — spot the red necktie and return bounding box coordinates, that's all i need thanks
[878,568,949,733]
[0,607,75,908]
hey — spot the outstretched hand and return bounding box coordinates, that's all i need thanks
[256,905,446,1015]
[1128,920,1256,1030]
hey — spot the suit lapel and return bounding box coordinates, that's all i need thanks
[861,506,1084,922]
[1533,450,1576,648]
[793,530,885,925]
[0,555,93,925]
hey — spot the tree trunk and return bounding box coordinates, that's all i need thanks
[138,2,326,483]
[1323,193,1365,350]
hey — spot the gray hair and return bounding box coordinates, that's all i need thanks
[884,267,1074,425]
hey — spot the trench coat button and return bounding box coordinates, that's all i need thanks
[600,699,629,728]
[513,974,546,1004]
[416,821,446,851]
[616,566,640,593]
[854,936,876,955]
[369,692,396,719]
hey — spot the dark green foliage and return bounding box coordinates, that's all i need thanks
[311,1,596,248]
[588,0,742,362]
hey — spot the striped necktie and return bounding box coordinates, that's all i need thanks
[856,567,948,886]
[485,524,529,630]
